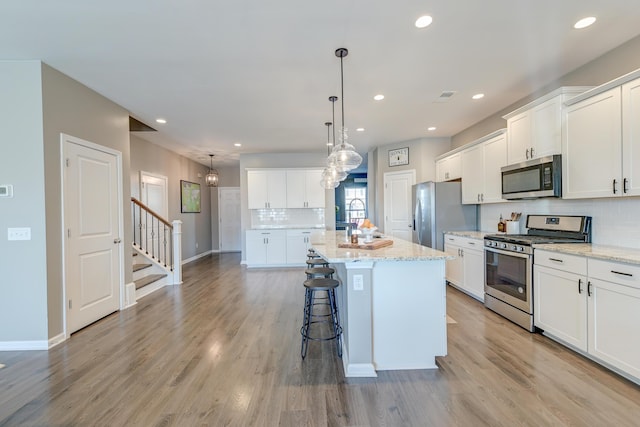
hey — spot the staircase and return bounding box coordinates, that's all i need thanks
[128,198,182,304]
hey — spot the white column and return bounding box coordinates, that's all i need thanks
[172,220,182,285]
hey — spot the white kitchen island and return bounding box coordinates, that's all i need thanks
[311,231,454,377]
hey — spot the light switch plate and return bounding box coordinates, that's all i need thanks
[0,185,13,198]
[8,227,31,241]
[353,274,364,291]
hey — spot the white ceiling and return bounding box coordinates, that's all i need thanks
[2,1,640,167]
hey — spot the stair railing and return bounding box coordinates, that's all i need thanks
[131,197,182,285]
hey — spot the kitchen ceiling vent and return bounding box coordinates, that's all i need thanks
[434,91,457,103]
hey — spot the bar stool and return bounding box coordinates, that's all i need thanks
[306,258,329,268]
[305,267,335,279]
[300,277,342,359]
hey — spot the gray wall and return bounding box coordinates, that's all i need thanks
[371,137,452,232]
[0,61,48,342]
[130,135,225,258]
[41,63,131,340]
[452,34,640,148]
[0,61,131,343]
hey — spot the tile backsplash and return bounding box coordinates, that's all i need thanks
[480,197,640,249]
[251,208,325,229]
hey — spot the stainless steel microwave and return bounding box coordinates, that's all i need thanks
[501,155,561,199]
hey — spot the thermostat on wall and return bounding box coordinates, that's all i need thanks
[0,185,13,198]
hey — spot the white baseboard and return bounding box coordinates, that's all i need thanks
[182,250,213,265]
[135,276,168,300]
[341,346,378,378]
[124,282,137,309]
[48,333,66,349]
[0,340,49,351]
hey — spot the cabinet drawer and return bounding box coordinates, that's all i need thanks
[534,249,587,275]
[589,259,640,289]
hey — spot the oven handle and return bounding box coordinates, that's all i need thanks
[484,246,531,260]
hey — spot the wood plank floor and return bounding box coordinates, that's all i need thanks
[1,252,640,426]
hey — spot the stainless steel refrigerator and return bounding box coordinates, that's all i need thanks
[412,181,477,251]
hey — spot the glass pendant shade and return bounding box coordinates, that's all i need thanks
[206,154,219,187]
[328,139,362,172]
[322,165,347,182]
[320,172,340,189]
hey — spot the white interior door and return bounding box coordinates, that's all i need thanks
[384,170,416,242]
[140,171,169,259]
[63,135,122,335]
[219,187,241,252]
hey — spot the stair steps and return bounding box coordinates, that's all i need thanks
[133,263,152,273]
[134,273,167,290]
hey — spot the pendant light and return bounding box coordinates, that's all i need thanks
[327,47,362,172]
[321,122,342,189]
[205,154,219,187]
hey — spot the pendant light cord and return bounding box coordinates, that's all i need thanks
[340,54,345,139]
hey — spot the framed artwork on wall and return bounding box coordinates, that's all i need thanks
[389,147,409,167]
[180,180,201,213]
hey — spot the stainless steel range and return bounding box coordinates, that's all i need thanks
[484,215,592,332]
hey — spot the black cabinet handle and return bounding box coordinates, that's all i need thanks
[525,148,530,159]
[587,281,592,297]
[613,179,618,194]
[624,178,629,193]
[530,147,535,158]
[611,270,633,277]
[549,258,564,263]
[578,279,582,294]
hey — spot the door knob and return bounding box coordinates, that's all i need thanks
[114,238,122,244]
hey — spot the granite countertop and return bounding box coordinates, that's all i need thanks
[311,231,453,263]
[534,243,640,266]
[444,230,493,241]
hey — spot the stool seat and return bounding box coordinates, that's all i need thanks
[303,277,339,291]
[305,267,335,278]
[306,258,329,267]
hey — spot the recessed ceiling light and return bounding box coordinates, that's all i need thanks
[472,93,485,100]
[155,118,167,124]
[428,127,436,131]
[415,15,433,29]
[234,143,242,147]
[374,94,385,101]
[356,128,365,132]
[574,17,596,29]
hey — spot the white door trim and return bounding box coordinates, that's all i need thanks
[60,133,125,339]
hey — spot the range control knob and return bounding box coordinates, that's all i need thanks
[500,243,507,249]
[518,246,525,252]
[511,245,518,251]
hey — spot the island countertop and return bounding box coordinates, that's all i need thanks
[310,231,453,263]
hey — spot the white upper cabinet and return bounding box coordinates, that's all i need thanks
[436,152,461,182]
[286,169,325,208]
[461,130,507,204]
[247,170,287,209]
[562,72,640,199]
[504,87,591,165]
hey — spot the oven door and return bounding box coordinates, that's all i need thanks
[484,246,532,313]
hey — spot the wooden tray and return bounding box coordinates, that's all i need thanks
[337,239,393,250]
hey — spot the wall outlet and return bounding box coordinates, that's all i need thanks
[353,274,364,291]
[8,227,31,241]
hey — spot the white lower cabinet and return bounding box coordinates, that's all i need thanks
[245,230,287,266]
[285,229,314,264]
[534,249,640,382]
[444,234,484,301]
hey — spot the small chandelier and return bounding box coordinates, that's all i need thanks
[327,47,362,172]
[205,154,219,187]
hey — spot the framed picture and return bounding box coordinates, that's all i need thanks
[180,180,201,213]
[389,147,409,167]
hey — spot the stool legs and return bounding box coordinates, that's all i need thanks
[300,285,342,360]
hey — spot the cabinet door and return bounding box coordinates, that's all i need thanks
[531,96,562,159]
[286,170,306,208]
[507,111,531,164]
[245,230,267,265]
[444,240,464,287]
[563,88,622,199]
[482,133,507,203]
[622,78,640,197]
[436,158,446,182]
[265,231,287,264]
[247,171,269,209]
[588,278,640,379]
[461,144,484,204]
[304,169,325,208]
[462,246,484,301]
[266,170,287,208]
[534,265,587,351]
[286,230,312,264]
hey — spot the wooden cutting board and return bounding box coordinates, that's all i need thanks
[337,239,393,250]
